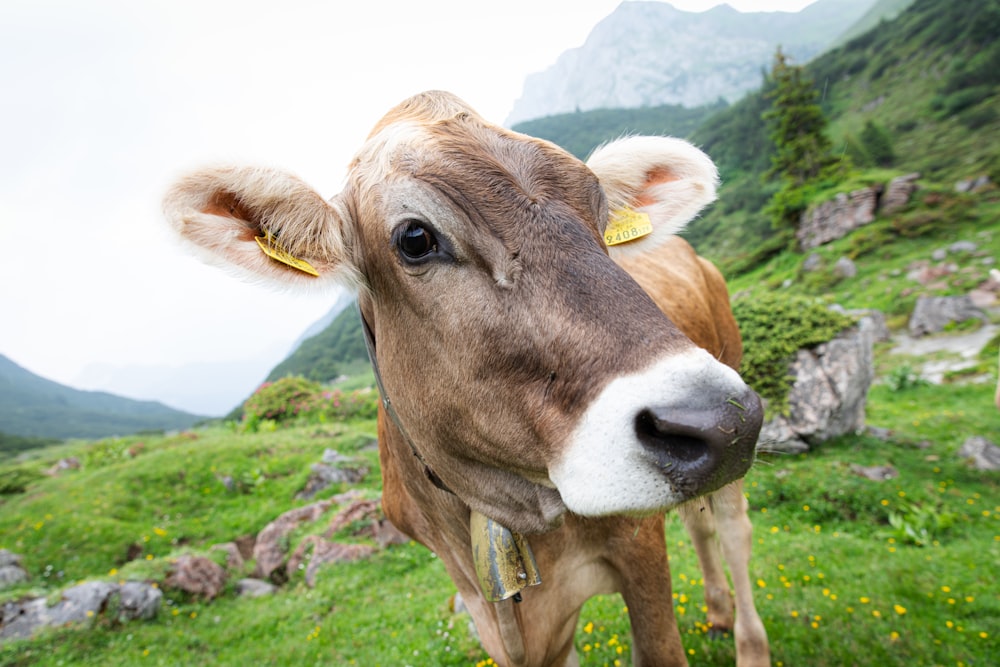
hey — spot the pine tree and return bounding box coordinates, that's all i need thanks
[761,48,841,232]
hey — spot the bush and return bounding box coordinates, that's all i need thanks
[733,292,856,417]
[242,376,379,430]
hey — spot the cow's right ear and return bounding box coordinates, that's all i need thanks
[163,166,357,288]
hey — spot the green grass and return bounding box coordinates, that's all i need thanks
[1,364,997,666]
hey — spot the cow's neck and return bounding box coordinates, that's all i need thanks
[357,299,543,606]
[358,301,454,495]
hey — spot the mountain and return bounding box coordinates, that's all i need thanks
[264,302,369,384]
[684,0,1000,264]
[505,0,876,125]
[0,354,205,440]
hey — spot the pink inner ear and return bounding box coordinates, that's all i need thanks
[635,167,679,207]
[202,192,258,242]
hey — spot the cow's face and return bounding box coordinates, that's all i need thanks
[164,91,762,534]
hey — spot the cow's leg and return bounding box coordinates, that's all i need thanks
[606,517,688,667]
[678,496,735,635]
[711,481,770,667]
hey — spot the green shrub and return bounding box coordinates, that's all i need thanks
[243,376,324,424]
[733,292,856,417]
[242,376,380,429]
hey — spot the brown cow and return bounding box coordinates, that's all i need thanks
[163,91,768,666]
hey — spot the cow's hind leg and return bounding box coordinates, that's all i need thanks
[678,496,735,635]
[712,481,769,667]
[681,481,770,667]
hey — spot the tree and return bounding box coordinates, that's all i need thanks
[761,48,842,232]
[860,120,895,167]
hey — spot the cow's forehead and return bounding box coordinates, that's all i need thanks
[349,113,598,209]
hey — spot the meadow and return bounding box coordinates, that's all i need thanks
[1,347,998,667]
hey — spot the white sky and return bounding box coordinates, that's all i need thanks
[0,0,817,404]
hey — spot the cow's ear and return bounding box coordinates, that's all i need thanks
[586,136,718,255]
[163,166,357,288]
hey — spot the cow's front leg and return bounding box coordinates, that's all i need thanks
[605,516,688,667]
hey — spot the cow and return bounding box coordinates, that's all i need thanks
[163,91,769,667]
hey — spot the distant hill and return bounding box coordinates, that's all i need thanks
[264,303,369,384]
[506,0,875,125]
[512,99,726,160]
[0,354,205,440]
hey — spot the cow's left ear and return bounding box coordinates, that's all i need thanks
[586,136,718,255]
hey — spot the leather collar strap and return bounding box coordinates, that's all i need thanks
[358,302,454,495]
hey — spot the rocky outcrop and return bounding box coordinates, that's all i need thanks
[882,173,921,213]
[797,173,926,250]
[759,321,875,453]
[797,187,881,250]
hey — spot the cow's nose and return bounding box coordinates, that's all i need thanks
[634,386,763,495]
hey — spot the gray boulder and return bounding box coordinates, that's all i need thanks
[759,324,875,453]
[957,437,1000,471]
[0,580,160,640]
[0,550,29,589]
[908,295,985,337]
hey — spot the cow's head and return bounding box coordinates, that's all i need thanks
[164,91,762,534]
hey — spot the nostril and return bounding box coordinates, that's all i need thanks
[635,409,711,468]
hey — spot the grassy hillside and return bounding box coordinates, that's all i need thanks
[0,355,205,441]
[687,0,1000,267]
[264,305,368,385]
[511,100,727,160]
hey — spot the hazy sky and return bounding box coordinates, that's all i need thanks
[0,0,818,407]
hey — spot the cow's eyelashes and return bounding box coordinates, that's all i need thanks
[395,220,440,263]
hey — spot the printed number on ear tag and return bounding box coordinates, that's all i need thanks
[605,207,653,247]
[255,233,320,277]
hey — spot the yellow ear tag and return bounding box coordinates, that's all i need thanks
[605,207,653,247]
[255,233,320,277]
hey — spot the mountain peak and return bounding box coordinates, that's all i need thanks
[505,0,875,126]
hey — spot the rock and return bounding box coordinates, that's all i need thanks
[957,175,993,192]
[44,457,80,477]
[802,253,823,272]
[295,461,369,500]
[374,519,412,548]
[0,550,29,589]
[211,542,245,572]
[0,580,159,640]
[850,464,899,481]
[882,173,920,213]
[850,309,891,343]
[236,578,277,598]
[759,324,874,453]
[797,186,880,250]
[931,248,948,261]
[253,491,361,579]
[287,536,376,587]
[118,581,162,621]
[948,241,978,254]
[908,295,985,337]
[833,256,857,279]
[322,498,380,539]
[165,555,227,600]
[957,437,1000,471]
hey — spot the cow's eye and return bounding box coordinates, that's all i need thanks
[396,221,437,261]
